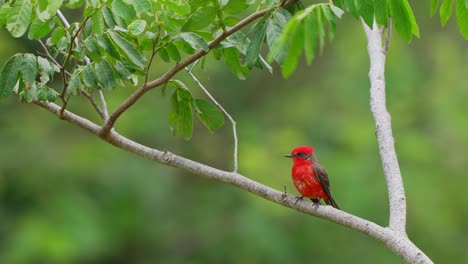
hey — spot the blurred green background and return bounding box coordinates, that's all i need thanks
[1,1,467,263]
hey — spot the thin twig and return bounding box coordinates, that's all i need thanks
[186,63,239,172]
[384,18,392,54]
[144,26,162,85]
[80,89,106,119]
[56,10,71,28]
[38,40,61,67]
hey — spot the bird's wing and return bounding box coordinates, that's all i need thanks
[311,163,332,196]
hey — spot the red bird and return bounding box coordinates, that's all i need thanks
[285,146,339,209]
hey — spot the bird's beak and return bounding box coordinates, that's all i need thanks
[284,154,293,158]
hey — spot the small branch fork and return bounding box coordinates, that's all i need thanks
[97,4,287,137]
[186,63,239,172]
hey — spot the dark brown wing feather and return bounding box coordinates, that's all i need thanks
[311,163,340,209]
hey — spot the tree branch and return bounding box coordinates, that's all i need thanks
[79,89,106,119]
[186,64,239,172]
[98,5,277,136]
[362,19,408,234]
[33,100,432,263]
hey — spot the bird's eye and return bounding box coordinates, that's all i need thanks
[296,152,303,157]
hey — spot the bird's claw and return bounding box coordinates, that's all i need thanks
[312,201,320,210]
[294,196,304,204]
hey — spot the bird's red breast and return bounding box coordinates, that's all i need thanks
[292,162,328,200]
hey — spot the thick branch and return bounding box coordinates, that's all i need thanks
[98,6,276,136]
[362,20,407,233]
[34,100,431,263]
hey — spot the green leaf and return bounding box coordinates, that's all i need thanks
[114,61,132,80]
[21,82,37,102]
[6,0,32,38]
[440,0,453,26]
[343,0,358,18]
[128,20,146,36]
[170,79,191,91]
[245,21,267,68]
[131,0,152,15]
[0,3,12,27]
[36,83,48,101]
[357,0,375,27]
[223,47,249,80]
[37,56,59,84]
[304,10,318,65]
[403,0,419,37]
[163,1,191,16]
[0,55,22,97]
[316,8,325,54]
[45,0,64,18]
[91,9,105,35]
[223,0,248,14]
[95,58,116,90]
[19,53,37,85]
[193,99,225,132]
[322,5,337,41]
[67,0,82,9]
[182,6,217,31]
[83,37,102,61]
[177,32,209,51]
[281,20,304,78]
[430,0,439,17]
[158,48,170,62]
[27,17,55,39]
[266,9,290,63]
[82,64,98,87]
[168,87,194,140]
[166,43,181,61]
[108,31,146,68]
[67,74,82,95]
[375,0,389,26]
[96,34,121,60]
[189,0,211,11]
[177,95,193,140]
[111,0,136,21]
[46,87,59,101]
[456,0,468,40]
[50,27,65,45]
[390,0,418,41]
[102,6,116,29]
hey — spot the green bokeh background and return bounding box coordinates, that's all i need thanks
[1,2,467,263]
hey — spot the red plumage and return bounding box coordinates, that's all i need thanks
[286,146,339,209]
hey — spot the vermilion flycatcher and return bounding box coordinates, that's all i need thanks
[285,146,339,209]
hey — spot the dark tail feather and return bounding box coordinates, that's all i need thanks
[325,195,340,209]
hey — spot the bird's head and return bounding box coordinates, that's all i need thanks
[285,146,315,164]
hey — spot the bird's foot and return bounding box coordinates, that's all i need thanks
[294,196,304,204]
[311,198,321,210]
